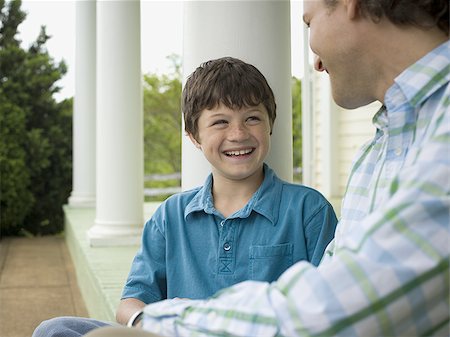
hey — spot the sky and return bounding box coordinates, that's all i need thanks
[18,1,305,102]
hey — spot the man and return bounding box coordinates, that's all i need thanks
[88,0,449,335]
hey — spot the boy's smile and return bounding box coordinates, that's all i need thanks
[224,148,254,157]
[190,103,271,183]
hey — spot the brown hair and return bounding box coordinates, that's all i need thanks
[325,0,449,35]
[182,57,276,140]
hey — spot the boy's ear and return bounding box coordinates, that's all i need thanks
[188,132,202,149]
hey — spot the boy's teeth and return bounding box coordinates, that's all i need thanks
[226,149,252,156]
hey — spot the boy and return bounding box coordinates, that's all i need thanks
[32,57,337,336]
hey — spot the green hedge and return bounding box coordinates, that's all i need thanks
[1,0,72,236]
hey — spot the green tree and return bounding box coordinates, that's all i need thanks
[292,76,302,182]
[143,54,182,200]
[0,0,72,236]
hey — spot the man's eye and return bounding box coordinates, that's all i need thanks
[212,120,227,126]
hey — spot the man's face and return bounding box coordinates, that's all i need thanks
[303,0,377,109]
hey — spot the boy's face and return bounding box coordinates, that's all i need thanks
[189,103,271,183]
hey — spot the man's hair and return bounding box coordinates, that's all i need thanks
[325,0,449,35]
[182,57,276,140]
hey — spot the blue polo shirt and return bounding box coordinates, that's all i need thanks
[122,164,337,304]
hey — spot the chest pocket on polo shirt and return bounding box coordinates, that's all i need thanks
[249,243,293,282]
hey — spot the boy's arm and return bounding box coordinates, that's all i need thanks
[116,298,146,325]
[304,201,338,266]
[119,215,168,322]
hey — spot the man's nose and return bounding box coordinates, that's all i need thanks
[314,54,325,72]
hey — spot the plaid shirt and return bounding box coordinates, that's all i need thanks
[143,40,450,337]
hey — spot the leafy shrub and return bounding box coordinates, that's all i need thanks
[0,0,72,236]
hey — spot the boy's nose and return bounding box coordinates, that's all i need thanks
[228,124,249,141]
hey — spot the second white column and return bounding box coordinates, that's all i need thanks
[68,0,96,208]
[89,0,143,246]
[182,0,293,190]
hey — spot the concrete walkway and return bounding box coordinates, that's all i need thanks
[0,236,88,337]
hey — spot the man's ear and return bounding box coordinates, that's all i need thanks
[344,0,359,20]
[188,132,202,150]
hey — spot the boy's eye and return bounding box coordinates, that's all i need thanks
[211,120,228,126]
[246,116,261,124]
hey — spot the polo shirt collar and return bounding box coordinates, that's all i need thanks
[242,164,281,225]
[184,174,215,218]
[184,163,281,225]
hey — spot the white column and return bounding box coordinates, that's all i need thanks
[182,0,293,190]
[301,23,314,187]
[88,0,143,246]
[68,0,96,208]
[317,72,339,199]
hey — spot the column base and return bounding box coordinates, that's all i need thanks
[88,221,142,247]
[68,192,96,208]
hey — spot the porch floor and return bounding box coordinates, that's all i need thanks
[0,235,88,337]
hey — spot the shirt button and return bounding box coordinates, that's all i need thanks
[394,148,402,156]
[223,242,231,251]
